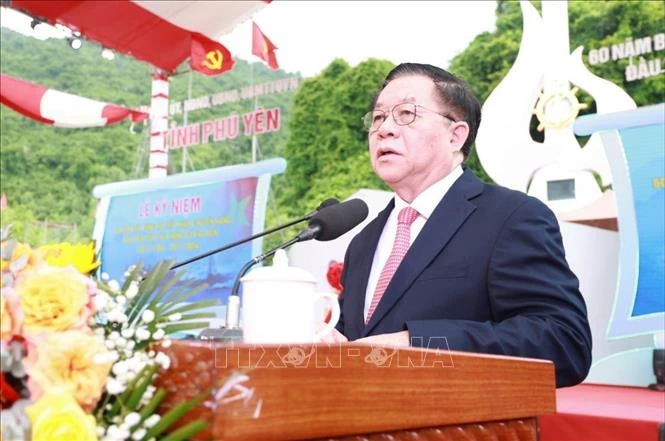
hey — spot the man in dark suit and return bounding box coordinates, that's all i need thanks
[330,63,592,388]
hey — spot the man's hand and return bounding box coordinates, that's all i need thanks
[319,328,348,343]
[355,331,410,347]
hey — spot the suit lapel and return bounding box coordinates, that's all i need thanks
[346,201,394,339]
[362,170,483,337]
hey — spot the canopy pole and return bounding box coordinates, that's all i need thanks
[149,72,170,178]
[182,70,193,173]
[251,62,258,163]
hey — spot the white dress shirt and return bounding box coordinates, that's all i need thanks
[363,166,464,321]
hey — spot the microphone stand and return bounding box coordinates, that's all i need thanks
[171,214,312,270]
[169,217,308,341]
[200,237,301,342]
[229,236,301,299]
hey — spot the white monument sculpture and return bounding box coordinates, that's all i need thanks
[475,0,636,214]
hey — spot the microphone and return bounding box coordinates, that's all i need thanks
[296,198,369,242]
[302,197,340,218]
[171,198,338,270]
[235,198,368,286]
[217,198,369,339]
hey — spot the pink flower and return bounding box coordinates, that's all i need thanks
[25,330,111,412]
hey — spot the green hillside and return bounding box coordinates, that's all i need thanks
[0,27,298,244]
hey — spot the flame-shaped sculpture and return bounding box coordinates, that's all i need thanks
[567,47,637,186]
[476,0,636,213]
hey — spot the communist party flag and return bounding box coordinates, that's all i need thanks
[190,33,235,76]
[252,22,279,70]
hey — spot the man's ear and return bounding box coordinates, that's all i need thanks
[449,121,469,152]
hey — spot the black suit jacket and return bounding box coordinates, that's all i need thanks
[337,169,592,387]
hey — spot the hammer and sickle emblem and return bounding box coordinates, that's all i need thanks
[202,50,224,70]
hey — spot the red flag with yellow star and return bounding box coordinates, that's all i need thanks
[190,33,235,76]
[252,22,279,70]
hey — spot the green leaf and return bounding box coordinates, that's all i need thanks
[108,364,152,417]
[126,260,173,325]
[138,388,167,421]
[154,279,198,309]
[142,394,206,440]
[157,283,210,313]
[162,322,212,335]
[172,312,217,322]
[146,268,188,310]
[120,262,144,293]
[159,420,209,441]
[126,364,158,411]
[159,299,219,317]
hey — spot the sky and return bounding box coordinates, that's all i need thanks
[0,1,497,77]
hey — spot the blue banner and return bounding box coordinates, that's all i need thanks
[620,124,665,317]
[575,104,664,338]
[101,178,256,302]
[93,159,286,306]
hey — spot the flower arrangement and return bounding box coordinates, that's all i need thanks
[0,226,218,441]
[326,260,344,294]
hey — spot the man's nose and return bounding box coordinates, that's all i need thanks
[377,114,398,138]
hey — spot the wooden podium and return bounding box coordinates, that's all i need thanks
[155,341,556,441]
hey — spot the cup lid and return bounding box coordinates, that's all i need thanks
[241,249,317,283]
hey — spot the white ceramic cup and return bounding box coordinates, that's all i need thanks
[240,250,341,344]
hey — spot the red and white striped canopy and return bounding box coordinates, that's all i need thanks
[8,0,271,73]
[0,73,148,128]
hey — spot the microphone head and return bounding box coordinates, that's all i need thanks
[304,198,340,220]
[309,198,369,241]
[317,198,339,211]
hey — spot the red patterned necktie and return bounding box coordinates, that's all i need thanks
[366,206,420,324]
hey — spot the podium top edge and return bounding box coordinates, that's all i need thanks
[173,340,554,365]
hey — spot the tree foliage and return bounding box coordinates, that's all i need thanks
[262,58,391,247]
[450,0,664,121]
[262,58,395,248]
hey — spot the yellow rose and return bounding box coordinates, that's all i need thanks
[0,288,21,340]
[17,268,92,335]
[26,388,98,441]
[39,242,100,275]
[26,330,111,411]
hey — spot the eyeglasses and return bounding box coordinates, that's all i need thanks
[361,103,456,132]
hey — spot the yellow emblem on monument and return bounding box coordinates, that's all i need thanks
[534,84,588,131]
